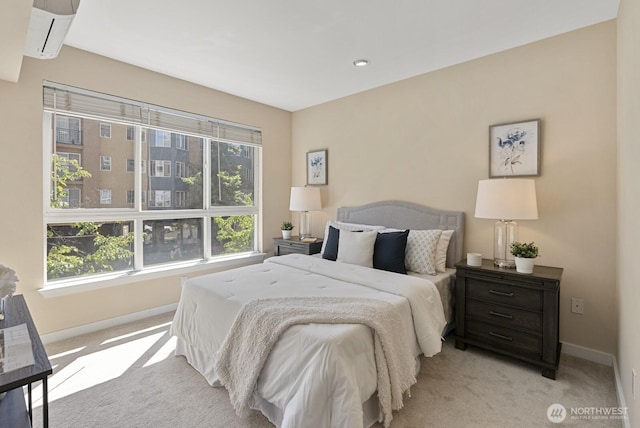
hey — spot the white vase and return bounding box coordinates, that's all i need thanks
[282,230,292,239]
[514,257,535,274]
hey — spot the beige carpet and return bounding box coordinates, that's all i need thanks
[28,312,622,428]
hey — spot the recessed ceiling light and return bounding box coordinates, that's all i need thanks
[353,59,369,67]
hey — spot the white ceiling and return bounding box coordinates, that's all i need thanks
[60,1,618,111]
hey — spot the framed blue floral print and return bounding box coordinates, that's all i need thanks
[489,119,541,178]
[306,149,328,185]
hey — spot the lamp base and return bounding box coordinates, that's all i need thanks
[493,259,516,268]
[299,211,311,239]
[493,220,518,268]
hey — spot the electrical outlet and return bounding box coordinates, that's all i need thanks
[571,298,584,314]
[633,369,637,399]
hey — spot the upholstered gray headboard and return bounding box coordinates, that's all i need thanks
[336,200,465,268]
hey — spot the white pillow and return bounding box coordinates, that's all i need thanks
[321,221,385,254]
[436,230,454,273]
[337,230,378,268]
[405,229,443,275]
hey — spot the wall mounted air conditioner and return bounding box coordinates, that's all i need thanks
[24,0,81,59]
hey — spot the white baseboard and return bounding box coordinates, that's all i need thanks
[561,341,614,366]
[562,341,631,427]
[612,357,632,428]
[40,303,178,345]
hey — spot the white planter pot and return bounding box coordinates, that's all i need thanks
[514,257,535,274]
[281,230,292,239]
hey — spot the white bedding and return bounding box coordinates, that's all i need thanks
[170,254,447,427]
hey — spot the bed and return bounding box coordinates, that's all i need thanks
[170,200,464,427]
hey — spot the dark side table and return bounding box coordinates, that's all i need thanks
[273,236,323,256]
[454,259,562,379]
[0,295,52,427]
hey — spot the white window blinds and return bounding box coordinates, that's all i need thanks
[43,81,262,146]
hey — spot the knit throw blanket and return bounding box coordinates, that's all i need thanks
[213,296,417,428]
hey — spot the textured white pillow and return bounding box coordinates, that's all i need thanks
[436,230,454,273]
[405,229,443,275]
[321,221,385,254]
[337,230,378,268]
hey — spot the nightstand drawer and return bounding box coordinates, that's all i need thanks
[278,245,305,255]
[279,241,305,251]
[467,321,542,356]
[466,279,543,311]
[466,300,542,332]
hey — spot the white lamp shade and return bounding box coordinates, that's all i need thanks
[474,179,538,220]
[289,187,321,211]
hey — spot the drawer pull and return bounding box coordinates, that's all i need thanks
[489,310,513,320]
[489,331,513,341]
[489,289,514,298]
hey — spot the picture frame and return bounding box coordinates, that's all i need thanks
[489,119,541,178]
[306,149,328,185]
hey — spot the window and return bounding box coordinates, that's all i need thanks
[150,130,171,147]
[175,190,187,207]
[175,134,188,150]
[211,142,256,206]
[56,115,81,145]
[149,190,171,208]
[44,81,261,284]
[100,123,112,138]
[150,160,171,177]
[60,188,81,208]
[175,161,186,178]
[99,189,112,204]
[57,152,81,171]
[100,156,112,171]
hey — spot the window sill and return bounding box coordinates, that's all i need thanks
[38,252,266,298]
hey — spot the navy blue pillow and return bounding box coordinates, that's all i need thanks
[373,230,409,274]
[322,226,340,261]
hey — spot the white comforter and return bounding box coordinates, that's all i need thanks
[170,254,446,428]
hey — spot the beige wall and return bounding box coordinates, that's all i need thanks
[617,0,640,424]
[0,46,292,334]
[293,22,618,354]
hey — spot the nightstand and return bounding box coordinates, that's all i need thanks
[273,236,323,256]
[454,259,563,379]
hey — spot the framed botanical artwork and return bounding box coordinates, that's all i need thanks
[306,149,328,185]
[489,119,541,177]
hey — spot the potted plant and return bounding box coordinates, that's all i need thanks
[281,221,294,239]
[510,241,539,274]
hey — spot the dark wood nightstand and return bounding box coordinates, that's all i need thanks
[273,236,323,256]
[454,259,563,379]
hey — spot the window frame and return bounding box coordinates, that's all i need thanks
[149,160,171,177]
[42,82,262,290]
[100,122,112,139]
[99,189,112,205]
[175,161,186,178]
[175,190,187,208]
[100,155,112,171]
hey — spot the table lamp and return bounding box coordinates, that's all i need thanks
[474,178,538,267]
[289,186,321,239]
